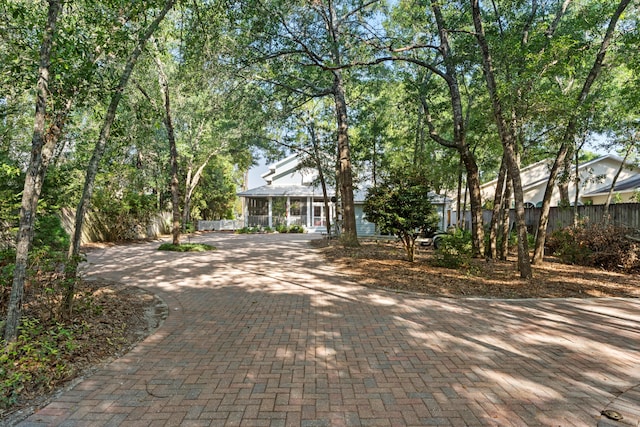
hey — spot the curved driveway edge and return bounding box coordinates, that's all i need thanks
[16,233,640,426]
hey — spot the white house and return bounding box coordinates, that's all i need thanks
[237,154,453,235]
[237,154,337,233]
[480,154,640,207]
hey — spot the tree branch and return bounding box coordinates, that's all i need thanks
[338,0,379,25]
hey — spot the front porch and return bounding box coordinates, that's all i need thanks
[242,195,335,233]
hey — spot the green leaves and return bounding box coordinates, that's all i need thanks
[363,171,441,261]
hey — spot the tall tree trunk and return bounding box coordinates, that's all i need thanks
[500,171,513,261]
[572,139,585,227]
[461,149,484,256]
[372,137,378,188]
[4,0,62,343]
[332,71,358,246]
[326,2,358,247]
[155,55,181,246]
[69,0,176,259]
[421,1,485,256]
[488,152,508,259]
[603,143,633,224]
[558,181,570,207]
[414,101,425,168]
[65,0,176,314]
[456,159,463,228]
[532,0,631,264]
[182,153,214,230]
[559,150,573,208]
[472,0,532,278]
[182,121,208,230]
[183,164,193,230]
[308,121,332,237]
[334,159,342,235]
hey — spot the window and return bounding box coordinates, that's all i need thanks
[248,198,268,216]
[290,198,301,216]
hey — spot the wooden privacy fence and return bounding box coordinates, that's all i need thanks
[475,203,640,233]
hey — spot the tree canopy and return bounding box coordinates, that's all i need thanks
[1,0,639,339]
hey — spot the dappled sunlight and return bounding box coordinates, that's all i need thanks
[318,239,640,299]
[314,310,345,318]
[472,334,532,359]
[474,368,564,401]
[53,233,640,427]
[367,294,398,306]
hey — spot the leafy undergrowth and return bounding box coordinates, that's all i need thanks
[0,281,158,421]
[158,242,216,252]
[312,239,640,298]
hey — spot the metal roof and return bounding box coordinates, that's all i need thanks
[238,184,452,205]
[237,185,334,198]
[584,174,640,196]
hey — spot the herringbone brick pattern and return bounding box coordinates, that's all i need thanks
[15,234,640,427]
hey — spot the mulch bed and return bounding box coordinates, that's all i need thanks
[312,239,640,299]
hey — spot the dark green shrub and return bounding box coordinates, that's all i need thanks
[91,189,157,241]
[236,226,276,234]
[0,250,16,310]
[432,229,473,269]
[33,215,70,252]
[1,216,81,321]
[363,171,440,262]
[288,225,305,233]
[0,318,76,411]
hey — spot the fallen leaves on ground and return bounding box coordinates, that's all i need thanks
[2,280,160,424]
[312,239,640,299]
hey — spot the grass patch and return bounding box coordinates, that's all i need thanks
[158,243,216,252]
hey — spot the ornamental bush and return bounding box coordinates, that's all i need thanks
[432,228,473,269]
[363,172,440,262]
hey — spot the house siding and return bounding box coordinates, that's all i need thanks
[355,205,376,236]
[480,155,640,207]
[239,155,450,237]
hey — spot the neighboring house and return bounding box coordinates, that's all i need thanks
[581,174,640,205]
[237,154,452,235]
[480,154,640,207]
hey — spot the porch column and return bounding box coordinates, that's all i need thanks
[243,197,247,227]
[286,197,291,226]
[268,197,273,228]
[307,197,312,227]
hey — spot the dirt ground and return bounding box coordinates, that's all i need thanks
[1,280,164,423]
[312,238,640,299]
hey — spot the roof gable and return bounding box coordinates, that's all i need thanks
[584,174,640,196]
[481,154,637,190]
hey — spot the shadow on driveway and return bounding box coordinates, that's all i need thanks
[17,232,640,426]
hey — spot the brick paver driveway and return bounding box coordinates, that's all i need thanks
[17,233,640,426]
